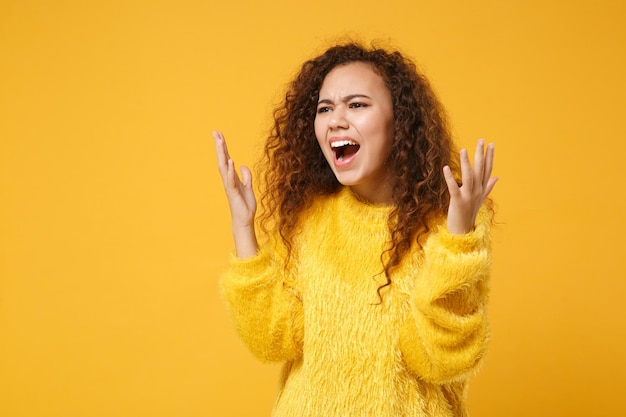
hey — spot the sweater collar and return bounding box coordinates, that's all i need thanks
[334,187,393,226]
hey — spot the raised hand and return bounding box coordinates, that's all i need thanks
[443,139,498,235]
[213,131,259,258]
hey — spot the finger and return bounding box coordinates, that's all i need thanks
[443,165,461,197]
[460,148,473,190]
[213,131,224,162]
[483,176,498,198]
[226,158,242,191]
[213,131,229,178]
[482,143,495,188]
[240,166,257,207]
[213,130,226,151]
[214,131,239,190]
[240,165,253,188]
[473,139,485,182]
[220,132,232,161]
[213,130,232,161]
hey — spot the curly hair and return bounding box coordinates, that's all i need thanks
[259,41,461,299]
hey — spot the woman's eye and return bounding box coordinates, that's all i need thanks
[317,106,331,114]
[349,102,367,109]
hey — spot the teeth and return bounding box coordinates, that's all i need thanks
[331,140,358,148]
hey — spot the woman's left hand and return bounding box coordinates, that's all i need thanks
[443,139,498,235]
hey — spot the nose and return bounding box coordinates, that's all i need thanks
[329,106,349,129]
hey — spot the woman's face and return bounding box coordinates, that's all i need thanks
[314,62,394,204]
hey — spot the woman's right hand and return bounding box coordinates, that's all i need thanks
[213,131,259,258]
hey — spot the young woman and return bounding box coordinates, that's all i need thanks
[214,42,497,417]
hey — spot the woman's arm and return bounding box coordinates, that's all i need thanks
[213,130,259,258]
[399,140,497,382]
[399,211,492,383]
[221,246,304,363]
[214,131,303,362]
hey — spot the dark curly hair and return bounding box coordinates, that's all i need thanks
[259,41,463,299]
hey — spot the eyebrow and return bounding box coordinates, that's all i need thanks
[317,94,372,105]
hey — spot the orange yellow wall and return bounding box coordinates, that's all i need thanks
[1,1,625,416]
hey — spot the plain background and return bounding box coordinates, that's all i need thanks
[1,0,625,416]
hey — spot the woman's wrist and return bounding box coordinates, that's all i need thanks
[232,224,259,258]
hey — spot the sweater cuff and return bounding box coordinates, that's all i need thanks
[226,247,275,286]
[430,208,491,254]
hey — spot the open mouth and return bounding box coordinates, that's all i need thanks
[331,139,360,162]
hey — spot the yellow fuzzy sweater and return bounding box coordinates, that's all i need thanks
[221,187,492,417]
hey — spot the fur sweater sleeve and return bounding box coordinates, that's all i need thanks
[399,208,492,383]
[220,245,304,363]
